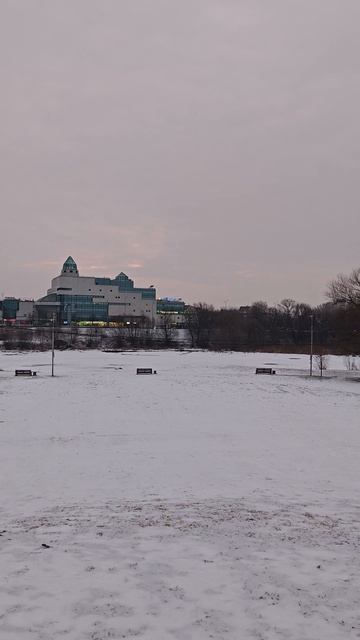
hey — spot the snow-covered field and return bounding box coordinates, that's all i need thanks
[0,350,359,639]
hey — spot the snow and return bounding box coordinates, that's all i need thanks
[0,350,359,639]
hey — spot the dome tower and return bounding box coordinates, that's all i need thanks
[61,256,79,276]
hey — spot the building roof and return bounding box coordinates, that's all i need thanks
[62,256,79,276]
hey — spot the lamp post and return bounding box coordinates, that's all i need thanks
[51,313,55,377]
[309,314,314,377]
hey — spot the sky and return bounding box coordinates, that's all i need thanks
[1,0,359,307]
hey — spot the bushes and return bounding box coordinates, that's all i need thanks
[184,301,360,354]
[1,299,359,355]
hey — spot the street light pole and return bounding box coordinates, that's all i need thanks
[51,313,55,377]
[309,314,314,377]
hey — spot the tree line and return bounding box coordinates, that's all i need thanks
[1,268,359,354]
[184,268,360,353]
[184,298,359,353]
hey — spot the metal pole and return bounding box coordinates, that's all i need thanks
[309,314,314,377]
[51,313,55,377]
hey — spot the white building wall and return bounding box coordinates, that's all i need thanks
[16,300,34,322]
[155,313,186,327]
[48,275,156,323]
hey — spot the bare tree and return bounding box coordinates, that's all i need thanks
[315,352,329,378]
[185,303,215,349]
[109,326,126,350]
[69,322,80,349]
[33,326,50,350]
[125,316,150,348]
[2,326,35,351]
[157,314,175,347]
[278,298,297,317]
[276,299,312,345]
[327,268,360,307]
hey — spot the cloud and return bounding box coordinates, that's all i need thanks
[22,260,62,270]
[2,0,360,305]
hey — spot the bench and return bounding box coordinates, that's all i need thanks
[255,368,276,375]
[136,368,157,375]
[15,370,37,377]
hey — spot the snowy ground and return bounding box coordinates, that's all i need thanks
[0,350,359,639]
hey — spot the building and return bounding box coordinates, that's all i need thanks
[34,257,157,325]
[156,297,187,327]
[0,298,34,323]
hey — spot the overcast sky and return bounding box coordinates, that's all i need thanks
[1,0,359,306]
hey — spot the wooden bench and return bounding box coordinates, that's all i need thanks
[255,368,275,375]
[15,370,37,377]
[136,368,156,375]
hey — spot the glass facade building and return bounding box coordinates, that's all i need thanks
[35,258,157,325]
[1,298,20,320]
[157,298,186,314]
